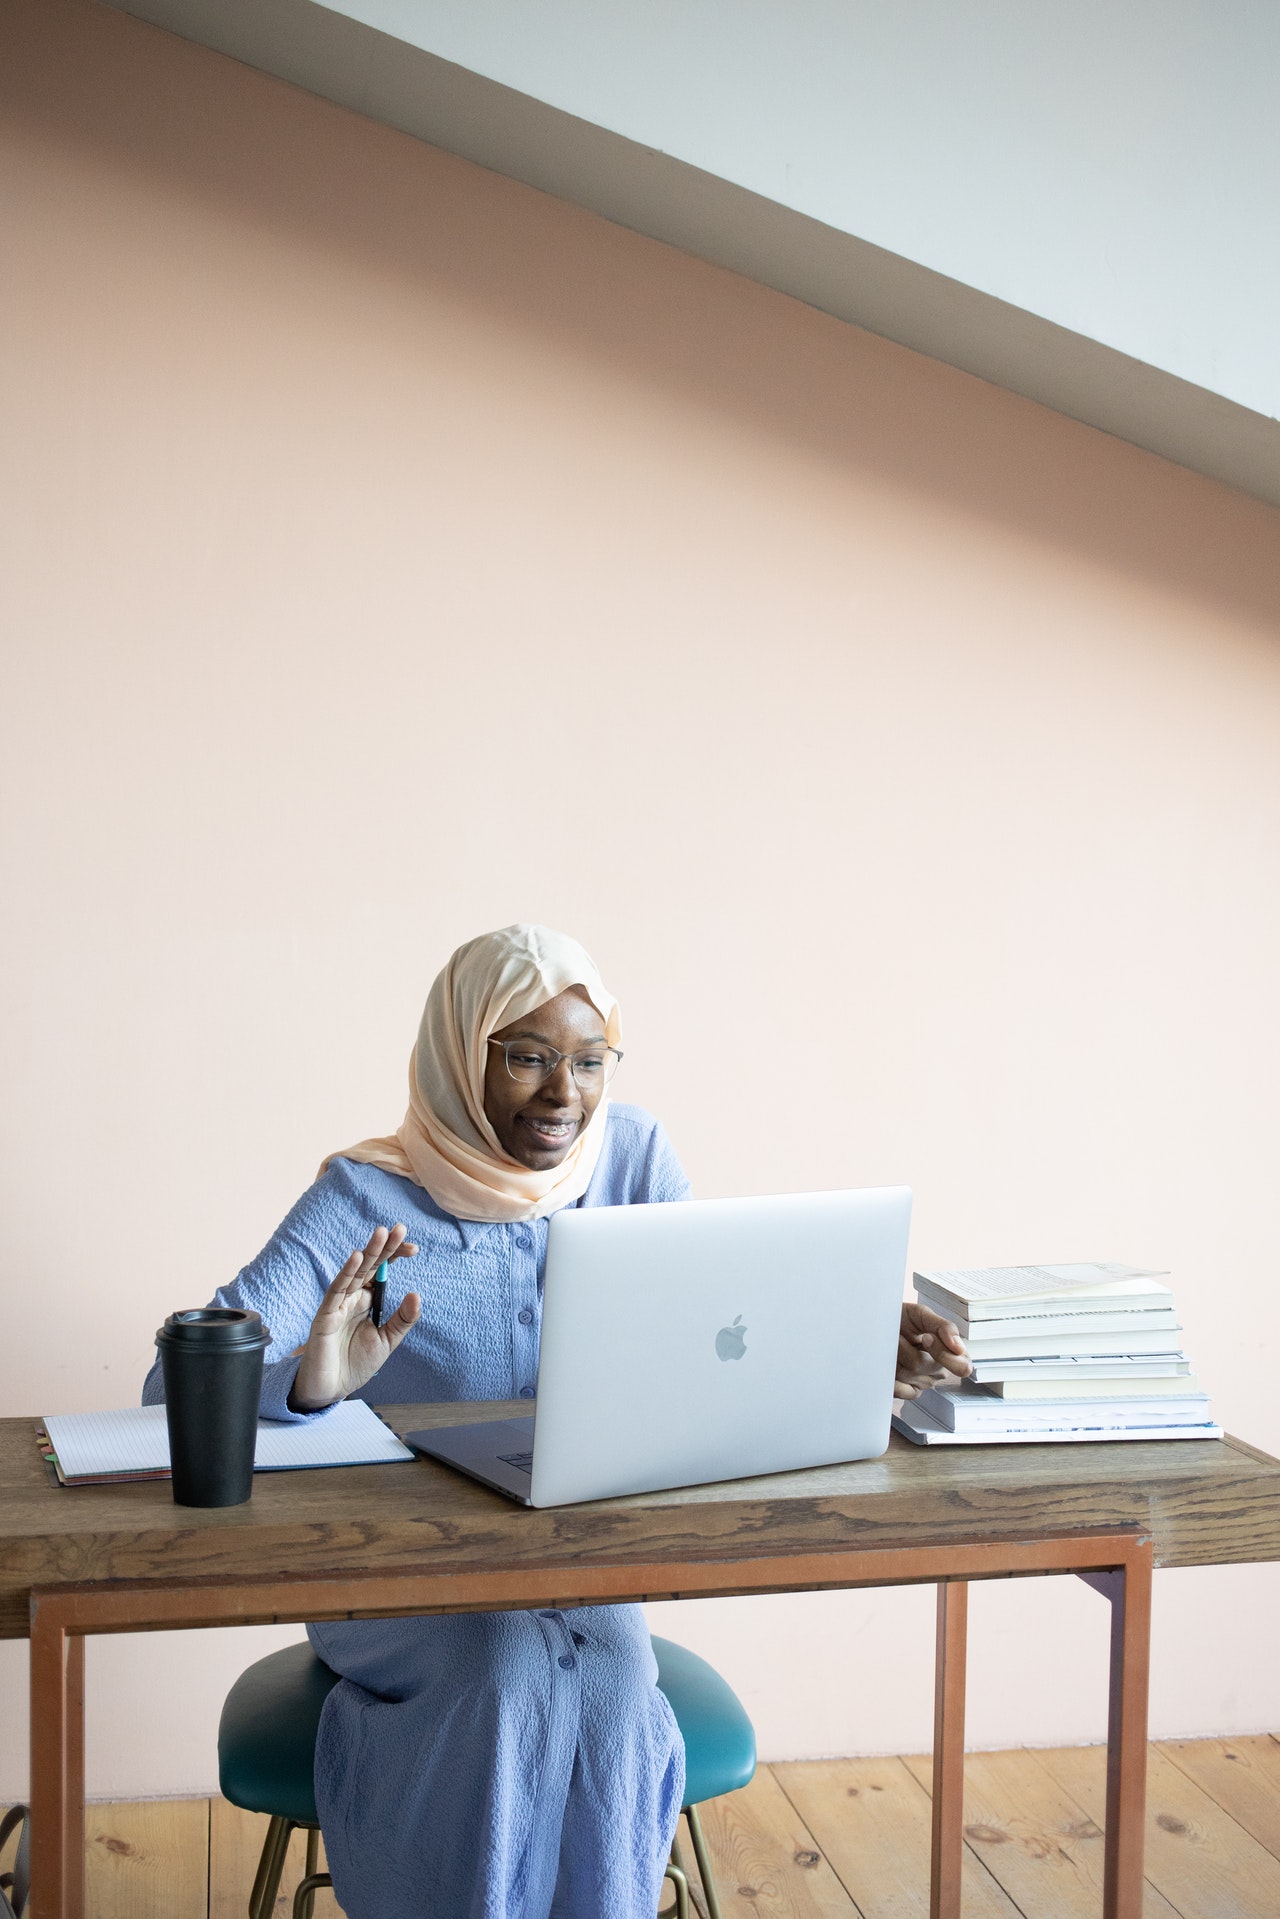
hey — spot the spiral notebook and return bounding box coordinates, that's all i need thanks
[38,1400,414,1486]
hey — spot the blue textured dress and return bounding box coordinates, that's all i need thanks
[142,1103,689,1919]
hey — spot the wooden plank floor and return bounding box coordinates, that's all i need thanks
[6,1737,1280,1917]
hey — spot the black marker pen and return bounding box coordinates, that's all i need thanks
[369,1259,388,1329]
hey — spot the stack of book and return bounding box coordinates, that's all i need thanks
[892,1262,1222,1446]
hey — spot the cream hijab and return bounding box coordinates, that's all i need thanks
[323,924,620,1223]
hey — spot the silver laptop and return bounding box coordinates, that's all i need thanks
[407,1185,911,1507]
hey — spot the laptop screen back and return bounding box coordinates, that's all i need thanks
[528,1185,911,1506]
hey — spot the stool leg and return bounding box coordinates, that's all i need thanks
[660,1861,690,1919]
[247,1818,272,1919]
[250,1817,294,1919]
[292,1872,332,1919]
[685,1805,725,1919]
[247,1816,283,1919]
[303,1830,318,1881]
[671,1829,710,1919]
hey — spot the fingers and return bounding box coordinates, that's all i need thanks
[358,1224,399,1274]
[327,1226,416,1300]
[900,1364,946,1390]
[357,1224,417,1276]
[319,1248,365,1311]
[381,1292,421,1353]
[912,1323,965,1354]
[896,1328,950,1394]
[903,1302,965,1348]
[913,1332,969,1365]
[917,1324,970,1373]
[310,1229,421,1362]
[896,1293,971,1405]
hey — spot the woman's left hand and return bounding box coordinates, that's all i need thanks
[896,1301,971,1399]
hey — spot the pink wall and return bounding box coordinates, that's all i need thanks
[3,0,1279,1796]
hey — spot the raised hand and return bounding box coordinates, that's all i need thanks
[289,1225,421,1412]
[895,1300,971,1400]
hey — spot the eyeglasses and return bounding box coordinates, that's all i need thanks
[487,1037,623,1090]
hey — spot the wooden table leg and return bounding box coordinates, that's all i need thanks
[23,1530,1149,1919]
[1079,1545,1152,1919]
[930,1579,968,1919]
[28,1608,85,1919]
[64,1635,84,1919]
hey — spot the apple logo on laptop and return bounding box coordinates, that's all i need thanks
[715,1315,747,1361]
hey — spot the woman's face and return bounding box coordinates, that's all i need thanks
[483,986,609,1170]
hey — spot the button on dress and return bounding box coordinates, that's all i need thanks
[143,1104,689,1919]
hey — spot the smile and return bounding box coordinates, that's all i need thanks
[520,1117,579,1143]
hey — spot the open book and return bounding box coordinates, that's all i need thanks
[915,1263,1172,1322]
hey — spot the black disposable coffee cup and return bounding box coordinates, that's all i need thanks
[155,1308,270,1507]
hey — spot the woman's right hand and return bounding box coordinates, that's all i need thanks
[289,1225,421,1412]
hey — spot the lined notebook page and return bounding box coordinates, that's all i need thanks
[43,1400,413,1480]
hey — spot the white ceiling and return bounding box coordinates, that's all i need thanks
[108,0,1280,507]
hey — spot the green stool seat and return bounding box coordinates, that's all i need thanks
[219,1632,755,1919]
[219,1643,338,1826]
[651,1636,757,1807]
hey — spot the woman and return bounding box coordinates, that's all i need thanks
[144,923,967,1919]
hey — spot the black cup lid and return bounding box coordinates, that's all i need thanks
[156,1307,269,1348]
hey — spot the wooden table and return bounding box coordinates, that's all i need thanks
[5,1403,1278,1919]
